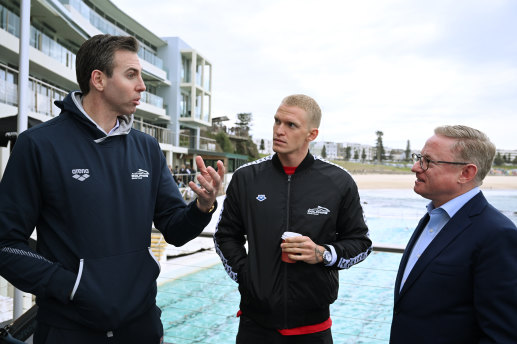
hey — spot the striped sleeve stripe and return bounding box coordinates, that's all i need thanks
[1,247,52,264]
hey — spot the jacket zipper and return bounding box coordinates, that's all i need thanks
[283,174,292,328]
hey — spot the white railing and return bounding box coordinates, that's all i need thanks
[0,63,68,118]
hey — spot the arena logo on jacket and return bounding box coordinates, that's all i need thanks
[307,206,330,215]
[72,169,90,182]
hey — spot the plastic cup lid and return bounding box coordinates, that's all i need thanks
[281,231,302,239]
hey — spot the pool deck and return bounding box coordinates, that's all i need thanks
[158,195,225,284]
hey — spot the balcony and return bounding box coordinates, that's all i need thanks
[0,4,76,72]
[133,121,173,145]
[199,136,216,151]
[141,91,163,109]
[60,0,163,69]
[0,63,68,119]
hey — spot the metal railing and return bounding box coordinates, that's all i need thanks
[0,63,68,118]
[1,4,76,71]
[199,136,217,151]
[141,91,164,109]
[59,0,163,69]
[132,121,173,145]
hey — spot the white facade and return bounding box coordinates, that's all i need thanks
[253,138,274,155]
[310,141,338,160]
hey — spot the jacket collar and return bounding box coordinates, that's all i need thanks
[272,151,315,174]
[395,191,488,303]
[54,91,133,143]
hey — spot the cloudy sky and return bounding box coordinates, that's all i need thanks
[113,0,517,150]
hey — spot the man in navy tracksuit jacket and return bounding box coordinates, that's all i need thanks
[0,35,223,343]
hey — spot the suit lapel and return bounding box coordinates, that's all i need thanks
[394,214,429,300]
[395,192,487,303]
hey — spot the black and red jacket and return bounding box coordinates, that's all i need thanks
[214,152,372,329]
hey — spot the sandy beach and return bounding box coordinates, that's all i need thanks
[352,174,517,190]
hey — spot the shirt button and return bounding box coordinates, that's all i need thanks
[429,229,434,233]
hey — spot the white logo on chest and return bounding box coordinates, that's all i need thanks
[72,169,90,181]
[307,206,330,215]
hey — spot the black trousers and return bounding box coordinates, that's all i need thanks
[33,305,163,344]
[236,315,333,344]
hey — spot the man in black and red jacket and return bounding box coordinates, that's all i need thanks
[214,94,372,343]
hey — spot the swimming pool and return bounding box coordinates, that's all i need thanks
[157,189,517,343]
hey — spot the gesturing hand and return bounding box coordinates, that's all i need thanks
[189,156,225,213]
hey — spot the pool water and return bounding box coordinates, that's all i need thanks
[158,189,517,343]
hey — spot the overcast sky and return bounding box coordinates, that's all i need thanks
[112,0,517,150]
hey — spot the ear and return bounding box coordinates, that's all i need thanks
[306,128,319,142]
[90,69,106,92]
[458,164,478,184]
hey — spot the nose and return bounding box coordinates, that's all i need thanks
[137,75,146,92]
[274,123,284,136]
[411,160,422,173]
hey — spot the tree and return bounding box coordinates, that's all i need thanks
[235,113,252,137]
[493,152,504,166]
[321,145,327,158]
[513,155,517,165]
[353,149,359,160]
[345,146,352,160]
[375,131,385,162]
[361,148,366,162]
[235,139,259,160]
[215,132,234,153]
[405,140,411,161]
[259,139,265,151]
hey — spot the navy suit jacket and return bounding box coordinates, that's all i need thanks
[390,192,517,344]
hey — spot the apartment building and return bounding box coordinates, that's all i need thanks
[309,141,338,160]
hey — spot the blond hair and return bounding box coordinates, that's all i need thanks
[434,125,495,184]
[281,94,321,128]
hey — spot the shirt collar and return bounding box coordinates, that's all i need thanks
[426,187,481,218]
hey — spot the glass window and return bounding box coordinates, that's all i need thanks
[203,94,210,122]
[181,57,191,83]
[196,64,202,86]
[203,64,211,90]
[7,9,20,37]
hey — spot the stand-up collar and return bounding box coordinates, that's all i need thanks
[272,151,315,174]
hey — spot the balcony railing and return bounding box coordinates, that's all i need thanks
[0,63,68,118]
[60,0,163,69]
[199,136,217,151]
[0,4,76,70]
[141,91,163,109]
[133,121,173,145]
[129,123,217,150]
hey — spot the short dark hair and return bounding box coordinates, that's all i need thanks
[76,34,139,95]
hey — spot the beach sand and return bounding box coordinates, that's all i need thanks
[352,174,517,190]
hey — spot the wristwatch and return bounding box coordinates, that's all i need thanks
[322,249,332,265]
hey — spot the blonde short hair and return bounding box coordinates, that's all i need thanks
[281,94,321,128]
[434,125,495,184]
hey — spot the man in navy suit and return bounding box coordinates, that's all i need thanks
[390,125,517,343]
